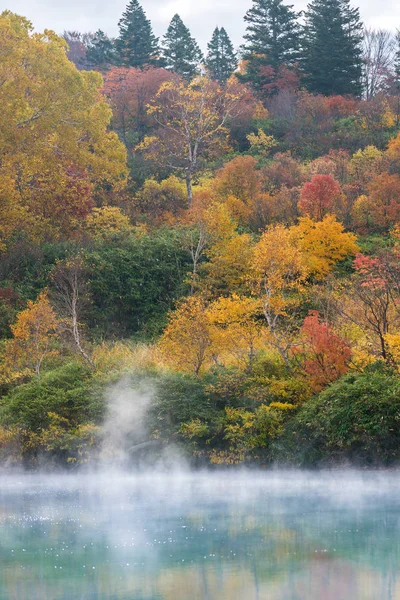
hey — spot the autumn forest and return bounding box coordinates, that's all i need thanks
[2,0,400,468]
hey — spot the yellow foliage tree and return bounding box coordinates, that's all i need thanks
[247,129,277,157]
[139,76,248,204]
[201,203,254,297]
[85,207,133,240]
[0,11,127,247]
[292,215,359,278]
[252,224,308,364]
[206,295,265,372]
[158,296,212,376]
[3,291,59,380]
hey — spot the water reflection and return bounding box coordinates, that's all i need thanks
[0,471,400,599]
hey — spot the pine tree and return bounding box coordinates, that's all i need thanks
[116,0,159,68]
[86,30,116,69]
[242,0,300,67]
[240,0,300,94]
[302,0,363,96]
[206,27,238,82]
[162,14,203,78]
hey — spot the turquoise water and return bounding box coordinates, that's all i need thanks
[1,471,400,599]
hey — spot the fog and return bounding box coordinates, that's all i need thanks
[2,377,400,599]
[1,470,400,599]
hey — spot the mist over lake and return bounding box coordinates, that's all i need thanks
[1,470,400,600]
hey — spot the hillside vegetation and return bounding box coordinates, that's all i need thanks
[1,4,400,467]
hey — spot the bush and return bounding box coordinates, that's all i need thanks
[279,363,400,466]
[1,362,103,432]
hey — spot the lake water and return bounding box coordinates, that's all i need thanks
[1,470,400,599]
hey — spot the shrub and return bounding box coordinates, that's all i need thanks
[279,364,400,466]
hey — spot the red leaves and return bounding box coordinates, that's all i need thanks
[102,67,171,144]
[295,311,351,392]
[298,174,342,220]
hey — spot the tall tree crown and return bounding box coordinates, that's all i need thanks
[86,30,116,69]
[303,0,363,96]
[206,27,238,82]
[116,0,159,68]
[242,0,300,68]
[162,14,203,78]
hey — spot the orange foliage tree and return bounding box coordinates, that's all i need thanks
[4,291,59,379]
[364,173,400,230]
[298,174,343,220]
[293,311,351,392]
[158,296,212,376]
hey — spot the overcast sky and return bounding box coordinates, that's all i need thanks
[2,0,400,50]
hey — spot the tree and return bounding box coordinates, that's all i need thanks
[298,174,343,220]
[293,215,358,278]
[86,30,116,70]
[51,259,94,368]
[116,0,159,68]
[206,27,238,82]
[206,295,265,373]
[362,28,394,100]
[85,231,192,338]
[252,224,308,364]
[302,0,363,96]
[139,76,248,204]
[336,253,400,361]
[85,207,134,240]
[162,14,203,79]
[103,66,170,147]
[4,292,59,380]
[242,0,300,68]
[62,30,94,69]
[241,0,300,94]
[134,176,188,222]
[358,173,400,231]
[158,296,212,376]
[0,12,127,247]
[293,310,351,392]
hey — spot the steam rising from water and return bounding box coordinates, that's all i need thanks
[100,377,155,466]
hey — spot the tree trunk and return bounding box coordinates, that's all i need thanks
[186,172,193,207]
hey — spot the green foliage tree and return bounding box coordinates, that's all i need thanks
[85,230,192,338]
[241,0,300,92]
[283,364,400,465]
[302,0,363,96]
[86,30,116,69]
[206,27,238,82]
[116,0,159,68]
[162,14,203,78]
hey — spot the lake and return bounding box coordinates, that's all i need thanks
[1,471,400,599]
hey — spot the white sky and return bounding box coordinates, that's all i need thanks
[2,0,400,51]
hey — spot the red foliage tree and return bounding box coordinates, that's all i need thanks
[295,311,351,392]
[298,174,342,220]
[103,67,171,147]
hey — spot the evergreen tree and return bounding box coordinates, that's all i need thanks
[162,14,203,78]
[116,0,159,68]
[302,0,363,96]
[240,0,300,93]
[242,0,300,67]
[86,30,116,69]
[206,27,238,82]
